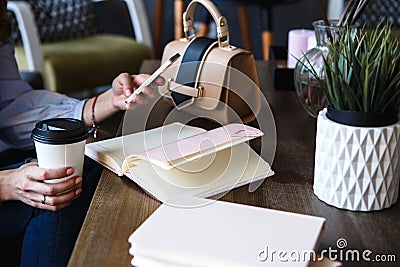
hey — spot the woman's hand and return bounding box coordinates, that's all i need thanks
[111,73,165,110]
[82,72,165,131]
[0,162,82,211]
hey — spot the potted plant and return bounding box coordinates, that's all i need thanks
[307,24,400,211]
[294,0,372,117]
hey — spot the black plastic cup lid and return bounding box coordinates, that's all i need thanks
[31,118,88,145]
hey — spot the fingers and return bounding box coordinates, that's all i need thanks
[114,72,165,110]
[113,73,148,97]
[16,163,83,196]
[22,176,82,197]
[154,76,166,86]
[23,163,74,182]
[8,163,84,211]
[17,182,82,211]
[117,73,164,96]
[24,184,82,212]
[113,73,134,96]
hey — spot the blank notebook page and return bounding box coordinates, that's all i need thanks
[128,198,325,267]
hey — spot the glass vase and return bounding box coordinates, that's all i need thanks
[294,20,344,118]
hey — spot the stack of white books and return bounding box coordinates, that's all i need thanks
[128,197,326,267]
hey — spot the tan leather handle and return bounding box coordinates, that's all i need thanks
[183,0,230,49]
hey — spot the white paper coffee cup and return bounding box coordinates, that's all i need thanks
[31,118,88,183]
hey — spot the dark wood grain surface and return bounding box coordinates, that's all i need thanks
[68,61,399,267]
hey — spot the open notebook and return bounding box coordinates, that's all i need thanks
[128,197,326,267]
[85,123,273,202]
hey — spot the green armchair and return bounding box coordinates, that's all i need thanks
[8,0,153,95]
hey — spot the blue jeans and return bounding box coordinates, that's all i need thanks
[0,157,102,267]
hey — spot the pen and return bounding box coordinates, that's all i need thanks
[125,53,181,104]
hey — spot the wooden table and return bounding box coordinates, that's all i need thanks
[68,61,400,267]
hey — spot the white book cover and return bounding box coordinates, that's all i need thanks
[128,197,326,267]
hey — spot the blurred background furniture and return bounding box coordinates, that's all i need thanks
[357,0,400,28]
[7,0,153,96]
[328,0,400,28]
[194,0,297,60]
[146,0,329,60]
[152,0,185,58]
[327,0,344,20]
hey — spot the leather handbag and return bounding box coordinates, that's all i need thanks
[159,0,261,124]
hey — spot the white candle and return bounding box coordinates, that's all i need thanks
[287,29,315,68]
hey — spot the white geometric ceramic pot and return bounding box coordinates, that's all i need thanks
[313,108,400,211]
